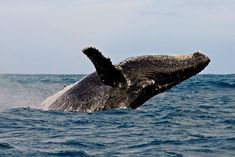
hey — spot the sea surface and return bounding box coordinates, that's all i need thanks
[0,74,234,157]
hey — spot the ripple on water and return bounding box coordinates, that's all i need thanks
[0,74,235,156]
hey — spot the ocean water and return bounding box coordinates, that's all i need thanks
[0,74,234,157]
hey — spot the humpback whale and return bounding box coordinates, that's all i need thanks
[42,47,210,112]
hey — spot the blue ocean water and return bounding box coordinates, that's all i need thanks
[0,74,234,157]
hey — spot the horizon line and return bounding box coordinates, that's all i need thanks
[0,73,234,75]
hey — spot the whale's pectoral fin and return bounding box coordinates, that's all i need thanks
[82,47,127,87]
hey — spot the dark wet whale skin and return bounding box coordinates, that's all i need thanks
[47,48,210,112]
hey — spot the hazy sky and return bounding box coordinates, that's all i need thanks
[0,0,234,74]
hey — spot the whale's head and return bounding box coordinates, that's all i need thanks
[119,51,210,108]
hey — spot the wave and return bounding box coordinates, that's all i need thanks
[214,82,235,88]
[0,142,14,149]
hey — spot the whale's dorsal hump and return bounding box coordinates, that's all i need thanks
[82,47,127,88]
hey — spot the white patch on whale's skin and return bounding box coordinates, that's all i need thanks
[119,103,128,109]
[142,80,155,88]
[41,75,88,110]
